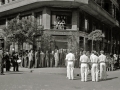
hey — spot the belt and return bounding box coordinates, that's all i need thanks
[81,62,88,64]
[100,61,105,63]
[92,62,98,64]
[68,60,74,62]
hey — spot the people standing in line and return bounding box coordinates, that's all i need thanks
[24,51,28,68]
[63,49,67,67]
[22,52,26,68]
[0,48,4,75]
[45,50,49,67]
[40,50,45,68]
[4,51,10,71]
[59,49,62,66]
[65,49,75,80]
[113,54,118,70]
[12,52,19,71]
[110,54,114,71]
[54,49,59,67]
[99,50,107,80]
[80,51,89,82]
[50,51,54,67]
[61,49,64,66]
[35,50,39,68]
[86,51,91,70]
[28,50,33,69]
[90,51,99,82]
[75,51,79,68]
[106,54,111,71]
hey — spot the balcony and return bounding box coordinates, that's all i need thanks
[0,0,88,17]
[0,0,119,27]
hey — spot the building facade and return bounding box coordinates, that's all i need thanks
[0,0,120,54]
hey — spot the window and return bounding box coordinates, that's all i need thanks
[79,37,84,50]
[92,22,96,31]
[85,18,89,32]
[36,12,42,26]
[21,14,32,21]
[51,11,72,30]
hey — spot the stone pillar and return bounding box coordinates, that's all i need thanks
[83,37,86,50]
[32,12,35,22]
[42,7,51,29]
[6,18,8,28]
[72,10,79,30]
[110,28,113,53]
[114,7,116,19]
[0,0,2,6]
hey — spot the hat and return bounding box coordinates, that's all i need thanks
[100,50,104,54]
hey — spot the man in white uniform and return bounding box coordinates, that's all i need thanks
[90,51,99,82]
[99,50,107,80]
[65,49,75,80]
[80,51,89,82]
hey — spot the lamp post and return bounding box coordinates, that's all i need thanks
[8,33,15,53]
[13,33,15,52]
[102,33,105,50]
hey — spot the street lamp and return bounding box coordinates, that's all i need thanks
[101,33,105,50]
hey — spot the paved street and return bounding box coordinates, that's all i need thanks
[0,67,120,90]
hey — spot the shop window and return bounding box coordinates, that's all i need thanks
[79,13,84,31]
[51,11,72,30]
[92,22,96,31]
[36,12,42,26]
[79,37,84,50]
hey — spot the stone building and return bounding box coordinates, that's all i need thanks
[0,0,120,54]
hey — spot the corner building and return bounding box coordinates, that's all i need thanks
[0,0,120,54]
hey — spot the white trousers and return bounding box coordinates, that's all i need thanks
[67,62,74,80]
[100,63,107,80]
[55,59,58,67]
[81,64,88,81]
[91,64,99,81]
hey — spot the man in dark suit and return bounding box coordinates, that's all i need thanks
[12,52,19,71]
[0,48,4,75]
[4,51,10,71]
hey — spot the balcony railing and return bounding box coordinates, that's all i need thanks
[51,24,72,30]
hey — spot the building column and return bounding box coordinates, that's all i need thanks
[83,37,86,50]
[72,10,79,30]
[114,7,116,19]
[0,0,2,6]
[110,28,113,53]
[42,7,50,29]
[32,12,35,22]
[6,18,8,28]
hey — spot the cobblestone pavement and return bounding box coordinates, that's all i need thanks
[0,67,120,90]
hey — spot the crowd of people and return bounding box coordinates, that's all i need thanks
[65,50,120,81]
[0,47,120,76]
[21,49,68,69]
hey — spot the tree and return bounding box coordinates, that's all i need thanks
[68,32,79,53]
[3,16,39,52]
[88,30,103,51]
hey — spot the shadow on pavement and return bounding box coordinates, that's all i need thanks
[5,71,26,75]
[106,77,118,81]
